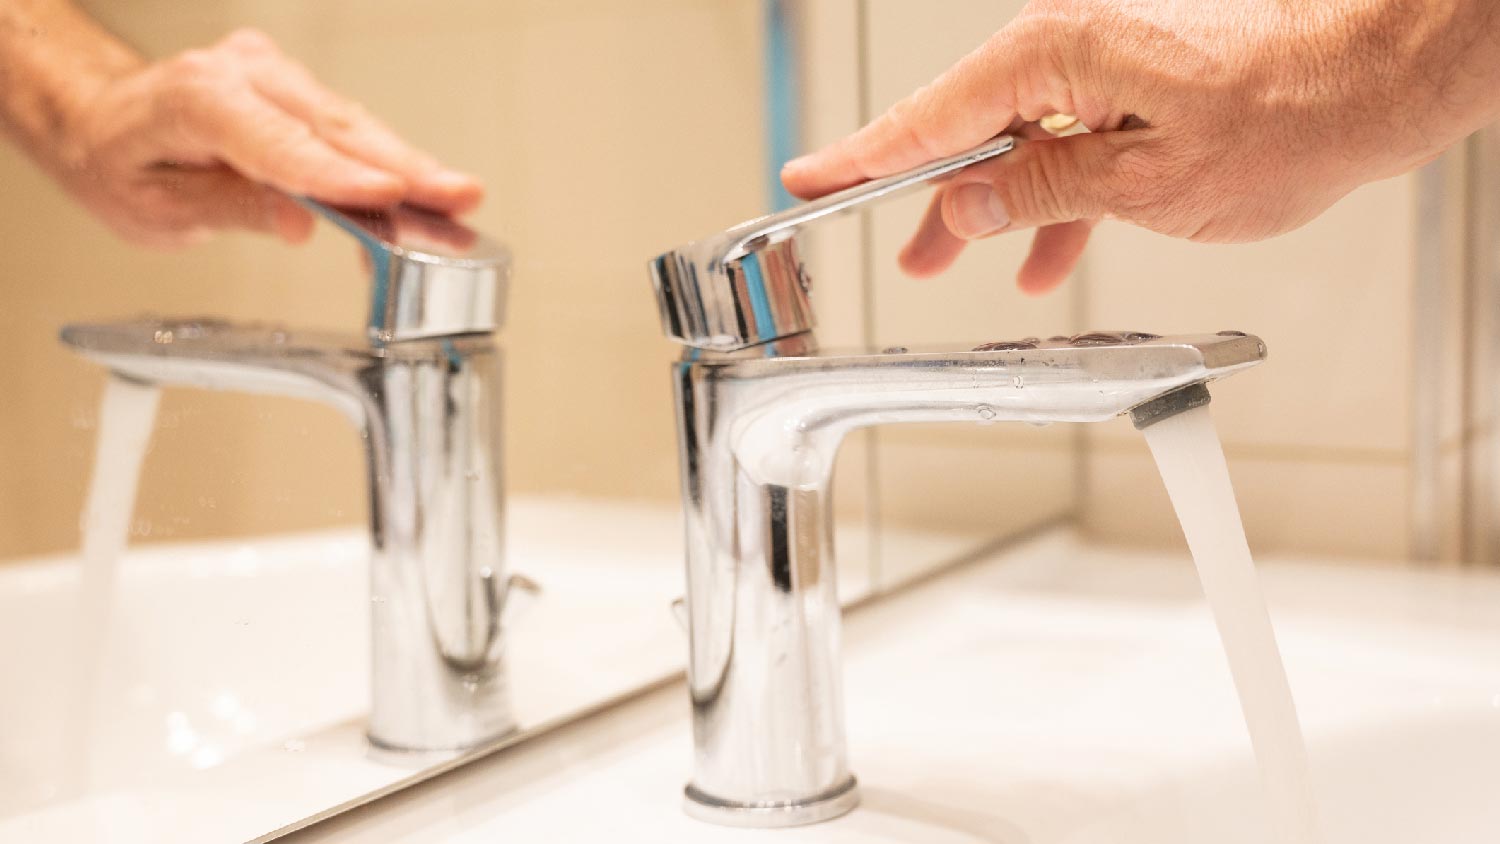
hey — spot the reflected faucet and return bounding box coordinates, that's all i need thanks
[61,203,519,754]
[649,137,1267,826]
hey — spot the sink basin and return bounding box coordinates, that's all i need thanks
[273,529,1500,843]
[0,497,688,843]
[0,495,972,843]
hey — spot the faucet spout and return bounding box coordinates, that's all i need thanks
[670,330,1265,825]
[61,317,513,753]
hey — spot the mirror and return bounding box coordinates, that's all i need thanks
[0,1,1075,841]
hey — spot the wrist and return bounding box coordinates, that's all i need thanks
[0,1,143,177]
[1291,0,1500,172]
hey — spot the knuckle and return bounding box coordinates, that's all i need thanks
[995,150,1068,223]
[168,48,220,78]
[318,98,369,133]
[221,27,277,55]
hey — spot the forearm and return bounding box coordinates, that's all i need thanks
[0,0,140,173]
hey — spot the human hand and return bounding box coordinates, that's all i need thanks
[54,28,482,248]
[781,0,1500,294]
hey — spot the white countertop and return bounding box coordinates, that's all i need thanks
[281,530,1500,844]
[0,495,986,844]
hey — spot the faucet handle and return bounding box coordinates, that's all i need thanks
[649,136,1016,352]
[303,200,511,344]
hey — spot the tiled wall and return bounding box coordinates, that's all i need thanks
[1079,176,1421,560]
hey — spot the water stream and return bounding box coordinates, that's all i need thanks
[1142,404,1324,843]
[65,375,162,791]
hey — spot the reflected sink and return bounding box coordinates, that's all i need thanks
[0,497,689,843]
[0,495,970,843]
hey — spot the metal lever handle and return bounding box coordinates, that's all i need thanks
[649,136,1015,352]
[724,135,1015,261]
[301,199,511,344]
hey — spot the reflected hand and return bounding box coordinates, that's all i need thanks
[44,28,483,248]
[781,0,1500,294]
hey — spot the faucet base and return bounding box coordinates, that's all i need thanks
[683,776,859,828]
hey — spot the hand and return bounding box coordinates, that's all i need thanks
[781,0,1500,294]
[54,28,483,248]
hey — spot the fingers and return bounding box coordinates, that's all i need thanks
[896,185,1096,293]
[895,132,1137,291]
[940,132,1140,234]
[106,167,316,248]
[223,32,482,213]
[782,15,1076,199]
[1017,219,1094,295]
[182,76,410,207]
[897,191,967,278]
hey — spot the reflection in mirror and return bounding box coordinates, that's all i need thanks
[0,1,778,841]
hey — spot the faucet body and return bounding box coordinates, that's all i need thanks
[653,136,1268,827]
[62,321,513,752]
[62,202,516,753]
[670,330,1265,824]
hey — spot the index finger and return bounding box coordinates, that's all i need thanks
[187,82,407,207]
[781,15,1070,199]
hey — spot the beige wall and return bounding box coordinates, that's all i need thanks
[1078,176,1420,560]
[0,0,767,559]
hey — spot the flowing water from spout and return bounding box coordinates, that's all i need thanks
[1142,404,1323,843]
[65,375,162,790]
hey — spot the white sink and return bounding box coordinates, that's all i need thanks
[0,497,688,843]
[0,495,970,843]
[275,529,1500,843]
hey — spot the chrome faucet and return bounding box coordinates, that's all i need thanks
[61,203,521,755]
[649,137,1267,827]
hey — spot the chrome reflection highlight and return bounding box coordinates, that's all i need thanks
[667,332,1265,826]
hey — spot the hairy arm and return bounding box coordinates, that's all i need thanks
[783,0,1500,293]
[0,0,482,247]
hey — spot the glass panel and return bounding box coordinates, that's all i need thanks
[0,1,782,839]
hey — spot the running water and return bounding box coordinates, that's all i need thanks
[65,375,161,790]
[1142,404,1323,844]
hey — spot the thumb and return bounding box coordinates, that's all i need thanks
[940,132,1144,237]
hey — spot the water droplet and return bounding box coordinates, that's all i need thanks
[976,404,996,422]
[1013,376,1024,389]
[461,674,481,694]
[973,340,1036,351]
[152,329,174,344]
[1069,331,1124,346]
[371,595,387,605]
[881,346,908,355]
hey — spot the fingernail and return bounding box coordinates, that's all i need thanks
[782,155,811,175]
[950,183,1010,238]
[359,170,406,196]
[432,170,478,191]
